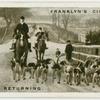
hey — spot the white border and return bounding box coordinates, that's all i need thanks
[1,2,100,7]
[1,92,100,98]
[0,1,100,98]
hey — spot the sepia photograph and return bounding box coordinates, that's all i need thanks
[0,1,100,97]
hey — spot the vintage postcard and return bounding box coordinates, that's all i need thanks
[0,1,100,97]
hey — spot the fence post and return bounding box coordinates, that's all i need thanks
[95,48,99,55]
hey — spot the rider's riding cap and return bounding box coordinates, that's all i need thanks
[20,16,25,20]
[67,40,71,43]
[39,27,42,30]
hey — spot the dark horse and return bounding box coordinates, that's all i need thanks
[15,34,29,73]
[35,31,48,62]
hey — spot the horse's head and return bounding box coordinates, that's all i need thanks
[40,31,49,41]
[19,34,24,47]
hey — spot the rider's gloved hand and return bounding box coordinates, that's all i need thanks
[47,38,49,41]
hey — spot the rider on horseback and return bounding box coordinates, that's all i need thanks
[10,16,32,52]
[34,27,48,50]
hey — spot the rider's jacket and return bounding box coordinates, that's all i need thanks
[13,23,29,39]
[35,29,49,42]
[35,31,45,42]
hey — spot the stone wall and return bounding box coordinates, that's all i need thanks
[72,45,100,63]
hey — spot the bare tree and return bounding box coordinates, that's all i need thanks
[0,8,32,42]
[52,12,57,26]
[62,13,70,31]
[85,18,97,31]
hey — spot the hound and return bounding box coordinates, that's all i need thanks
[73,62,84,85]
[27,62,36,79]
[11,58,22,82]
[64,62,73,85]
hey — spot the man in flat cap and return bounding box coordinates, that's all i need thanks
[65,40,74,62]
[10,16,32,52]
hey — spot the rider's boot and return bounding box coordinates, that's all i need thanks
[28,43,32,52]
[33,43,38,50]
[10,43,15,51]
[46,47,48,49]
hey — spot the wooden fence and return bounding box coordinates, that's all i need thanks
[72,45,100,63]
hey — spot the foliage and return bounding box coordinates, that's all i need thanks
[0,8,32,43]
[85,30,100,45]
[0,8,32,26]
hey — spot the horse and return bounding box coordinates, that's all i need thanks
[34,31,48,62]
[38,38,46,61]
[15,34,29,78]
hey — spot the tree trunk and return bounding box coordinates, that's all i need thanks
[1,27,8,43]
[1,20,11,43]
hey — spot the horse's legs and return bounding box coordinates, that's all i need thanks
[92,73,97,88]
[85,74,89,86]
[18,66,21,81]
[22,67,26,80]
[14,50,16,58]
[42,52,45,61]
[18,73,21,81]
[24,52,28,66]
[35,68,40,83]
[39,51,41,61]
[13,67,17,82]
[15,73,17,82]
[52,69,56,83]
[41,70,44,84]
[66,73,70,84]
[74,73,76,84]
[39,50,45,61]
[45,69,48,82]
[31,69,35,79]
[32,70,35,79]
[35,50,38,61]
[13,71,16,80]
[57,69,61,84]
[41,50,45,61]
[68,74,72,85]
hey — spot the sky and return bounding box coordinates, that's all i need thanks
[28,7,100,24]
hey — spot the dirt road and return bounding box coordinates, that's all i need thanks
[0,36,100,92]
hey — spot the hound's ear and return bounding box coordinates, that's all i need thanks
[10,59,14,63]
[10,60,12,63]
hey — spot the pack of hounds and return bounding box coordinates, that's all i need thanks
[10,50,100,88]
